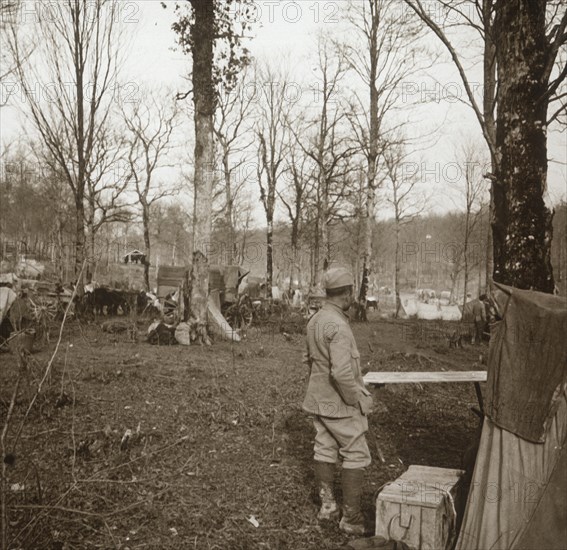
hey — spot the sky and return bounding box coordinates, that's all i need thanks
[110,0,567,208]
[1,0,565,225]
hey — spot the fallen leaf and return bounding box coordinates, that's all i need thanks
[247,515,260,528]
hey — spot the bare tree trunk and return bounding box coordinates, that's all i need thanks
[312,218,320,287]
[75,197,85,290]
[358,180,375,322]
[289,220,300,293]
[75,4,86,290]
[394,222,401,318]
[142,203,151,292]
[188,0,214,343]
[478,250,483,295]
[449,247,462,305]
[56,216,64,281]
[85,200,96,283]
[223,154,235,264]
[88,226,96,283]
[493,0,555,292]
[266,217,273,298]
[105,235,110,268]
[485,205,492,293]
[256,67,290,300]
[358,3,380,322]
[321,212,329,273]
[482,0,497,291]
[462,232,469,312]
[237,211,252,266]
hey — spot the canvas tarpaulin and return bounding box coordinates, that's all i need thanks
[0,286,17,322]
[455,285,567,550]
[406,299,462,321]
[455,389,567,550]
[486,283,567,442]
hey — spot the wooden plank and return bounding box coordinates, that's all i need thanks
[363,370,487,385]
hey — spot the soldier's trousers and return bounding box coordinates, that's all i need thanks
[312,410,371,469]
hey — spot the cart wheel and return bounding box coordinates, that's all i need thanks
[240,304,253,328]
[224,304,238,328]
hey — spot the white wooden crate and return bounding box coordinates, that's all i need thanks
[375,466,464,550]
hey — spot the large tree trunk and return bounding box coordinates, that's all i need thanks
[483,0,497,292]
[493,0,554,292]
[189,0,215,344]
[485,206,492,293]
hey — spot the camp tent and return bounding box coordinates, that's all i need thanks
[123,249,146,264]
[398,297,462,321]
[0,273,18,286]
[455,283,567,550]
[0,287,18,342]
[17,256,45,278]
[0,286,17,324]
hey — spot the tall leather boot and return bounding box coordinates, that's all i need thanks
[314,461,339,521]
[339,467,366,535]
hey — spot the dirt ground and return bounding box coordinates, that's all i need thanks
[1,312,486,549]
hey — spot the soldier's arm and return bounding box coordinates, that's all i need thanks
[328,329,367,406]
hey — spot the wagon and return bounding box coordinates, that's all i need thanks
[156,264,249,326]
[222,294,255,329]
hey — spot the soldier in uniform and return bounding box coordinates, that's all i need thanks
[302,267,373,535]
[472,295,488,344]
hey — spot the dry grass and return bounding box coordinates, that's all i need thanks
[1,314,483,549]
